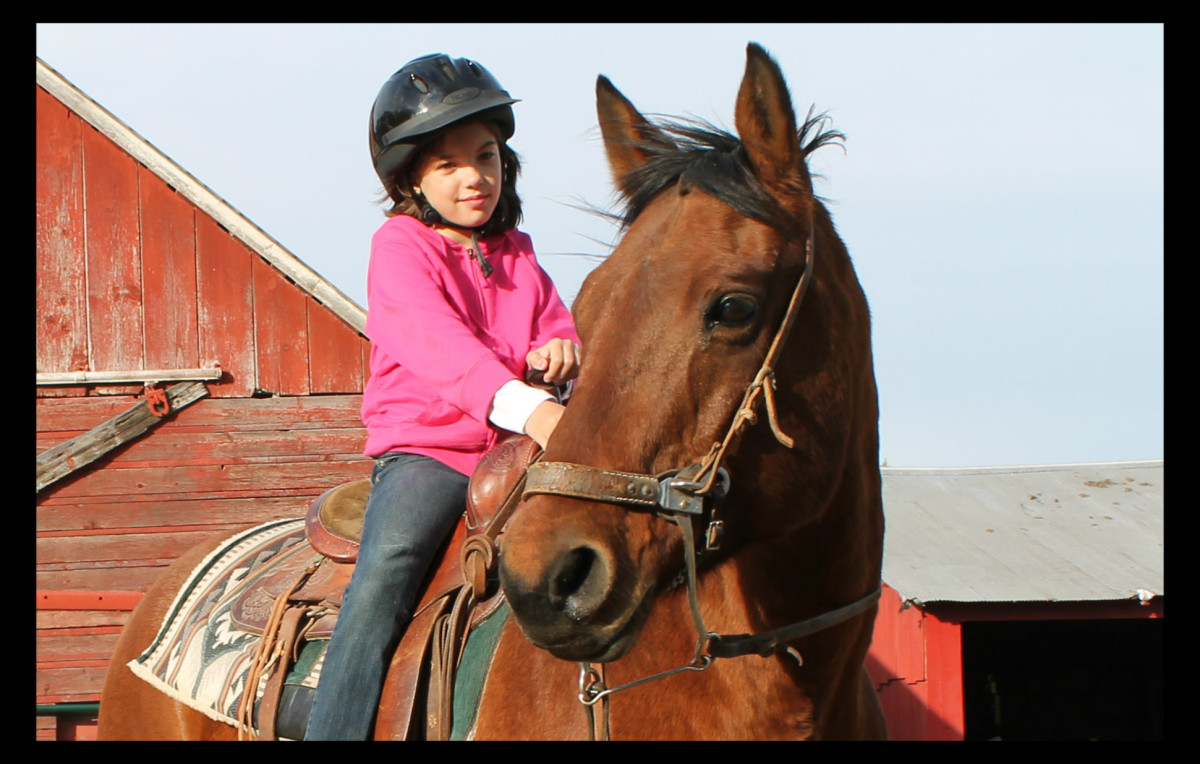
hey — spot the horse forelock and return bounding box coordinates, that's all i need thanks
[614,109,843,235]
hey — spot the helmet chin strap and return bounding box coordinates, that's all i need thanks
[413,193,494,277]
[414,191,488,233]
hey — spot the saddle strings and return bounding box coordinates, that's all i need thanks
[236,555,325,740]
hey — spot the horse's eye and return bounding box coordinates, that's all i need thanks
[707,294,759,329]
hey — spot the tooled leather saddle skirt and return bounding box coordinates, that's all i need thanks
[227,434,540,739]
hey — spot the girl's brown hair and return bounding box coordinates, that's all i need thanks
[380,120,523,235]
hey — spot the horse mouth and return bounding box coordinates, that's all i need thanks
[501,542,658,663]
[522,586,654,663]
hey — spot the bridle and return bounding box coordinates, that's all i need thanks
[521,225,881,739]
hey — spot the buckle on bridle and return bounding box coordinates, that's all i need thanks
[657,468,730,551]
[656,467,729,516]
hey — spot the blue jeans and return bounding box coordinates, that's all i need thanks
[305,453,468,740]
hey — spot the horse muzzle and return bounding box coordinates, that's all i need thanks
[498,496,663,662]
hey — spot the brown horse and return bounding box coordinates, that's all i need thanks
[98,43,884,740]
[473,43,885,740]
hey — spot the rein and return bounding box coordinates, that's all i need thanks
[520,226,881,738]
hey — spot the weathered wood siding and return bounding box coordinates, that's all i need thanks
[36,75,374,739]
[36,87,370,398]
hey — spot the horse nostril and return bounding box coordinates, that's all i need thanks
[548,546,605,621]
[549,546,593,601]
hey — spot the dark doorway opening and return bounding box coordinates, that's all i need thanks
[961,618,1162,740]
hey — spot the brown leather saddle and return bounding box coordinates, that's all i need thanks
[229,434,540,740]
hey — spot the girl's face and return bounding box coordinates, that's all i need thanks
[412,121,503,234]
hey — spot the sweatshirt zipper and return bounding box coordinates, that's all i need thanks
[467,231,494,279]
[467,231,491,326]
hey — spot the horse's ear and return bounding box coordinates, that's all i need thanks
[597,75,673,193]
[735,43,800,187]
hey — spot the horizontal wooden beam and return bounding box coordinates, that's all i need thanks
[37,368,223,386]
[37,590,144,611]
[36,381,209,493]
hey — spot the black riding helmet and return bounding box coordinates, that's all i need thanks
[369,54,518,187]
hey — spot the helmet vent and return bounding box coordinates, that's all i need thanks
[409,74,429,94]
[441,63,456,80]
[466,60,483,78]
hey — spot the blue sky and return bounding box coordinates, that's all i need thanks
[35,23,1163,468]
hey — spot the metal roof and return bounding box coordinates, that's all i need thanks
[880,460,1163,606]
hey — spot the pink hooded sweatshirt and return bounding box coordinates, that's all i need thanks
[361,214,579,476]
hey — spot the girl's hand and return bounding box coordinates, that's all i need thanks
[524,400,565,449]
[526,339,582,385]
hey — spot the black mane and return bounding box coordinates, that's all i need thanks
[615,107,843,233]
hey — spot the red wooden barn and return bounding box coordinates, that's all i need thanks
[866,460,1164,740]
[35,59,374,741]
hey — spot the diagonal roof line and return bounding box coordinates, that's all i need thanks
[36,57,366,336]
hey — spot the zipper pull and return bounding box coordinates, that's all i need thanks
[472,248,494,278]
[469,231,493,278]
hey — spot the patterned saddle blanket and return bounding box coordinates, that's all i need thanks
[127,520,318,734]
[125,436,537,739]
[127,516,512,740]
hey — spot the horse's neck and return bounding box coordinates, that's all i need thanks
[692,490,881,707]
[717,495,880,624]
[705,539,871,635]
[605,561,850,739]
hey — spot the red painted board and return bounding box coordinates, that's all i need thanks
[82,125,144,374]
[196,217,254,397]
[140,168,200,370]
[252,256,310,395]
[36,87,89,381]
